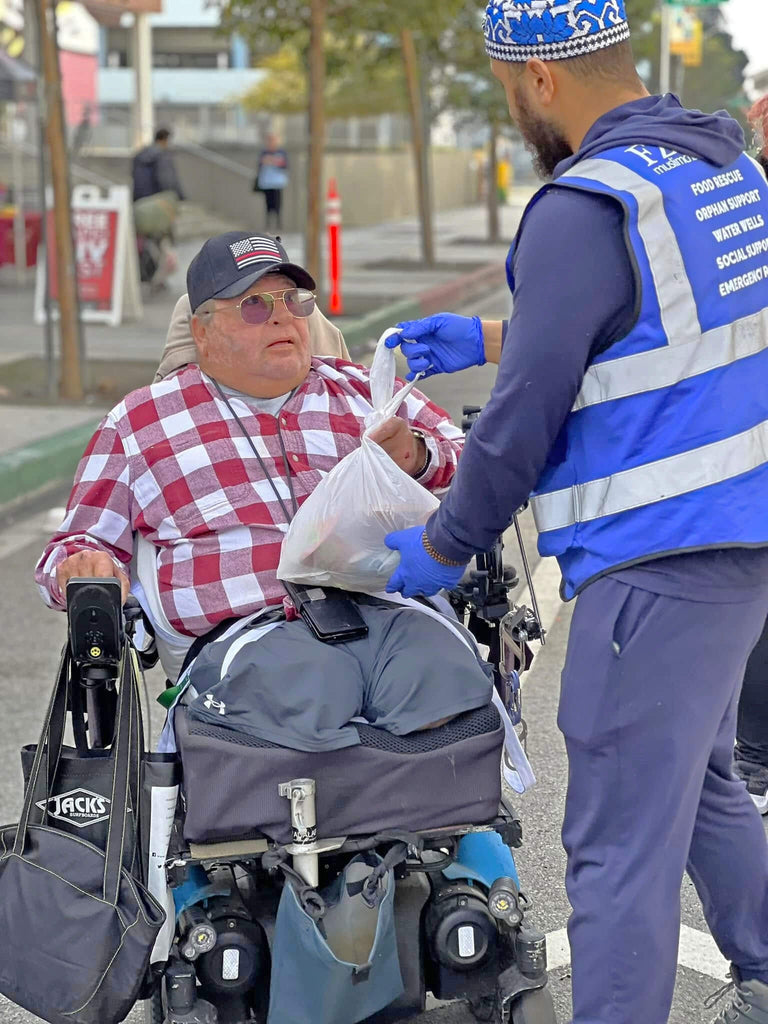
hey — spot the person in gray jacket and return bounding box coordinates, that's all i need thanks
[132,127,185,202]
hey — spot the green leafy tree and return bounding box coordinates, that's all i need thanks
[677,9,749,123]
[224,0,465,268]
[241,40,407,120]
[624,0,661,88]
[431,0,517,241]
[624,0,748,119]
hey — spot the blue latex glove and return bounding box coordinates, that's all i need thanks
[385,313,486,380]
[385,525,468,598]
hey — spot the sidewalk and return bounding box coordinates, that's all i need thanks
[0,196,533,513]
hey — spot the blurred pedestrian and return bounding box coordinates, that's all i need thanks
[735,623,768,813]
[733,94,768,813]
[132,127,185,289]
[132,127,185,203]
[254,132,289,231]
[748,94,768,176]
[496,155,511,203]
[71,104,92,159]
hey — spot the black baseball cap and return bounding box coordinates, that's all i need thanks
[187,231,316,314]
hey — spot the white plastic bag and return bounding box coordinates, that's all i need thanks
[277,330,439,594]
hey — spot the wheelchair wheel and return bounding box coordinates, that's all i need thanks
[510,986,557,1024]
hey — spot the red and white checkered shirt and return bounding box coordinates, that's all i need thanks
[36,360,464,637]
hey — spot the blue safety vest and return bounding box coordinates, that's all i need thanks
[508,145,768,599]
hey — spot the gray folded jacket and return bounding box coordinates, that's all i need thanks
[154,293,351,382]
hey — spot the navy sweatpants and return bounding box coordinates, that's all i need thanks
[559,576,768,1023]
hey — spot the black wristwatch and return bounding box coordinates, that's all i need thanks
[410,429,431,479]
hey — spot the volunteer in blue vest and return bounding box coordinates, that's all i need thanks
[383,2,768,1022]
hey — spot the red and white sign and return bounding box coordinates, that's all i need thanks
[48,207,118,308]
[35,184,142,326]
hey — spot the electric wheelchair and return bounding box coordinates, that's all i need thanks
[59,411,556,1024]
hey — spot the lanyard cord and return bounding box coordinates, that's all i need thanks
[275,424,299,516]
[212,379,299,525]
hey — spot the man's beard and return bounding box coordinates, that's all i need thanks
[514,82,573,180]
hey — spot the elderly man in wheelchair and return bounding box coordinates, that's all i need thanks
[34,232,554,1024]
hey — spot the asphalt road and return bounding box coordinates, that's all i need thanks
[0,285,755,1024]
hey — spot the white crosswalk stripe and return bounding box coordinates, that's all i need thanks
[545,925,729,982]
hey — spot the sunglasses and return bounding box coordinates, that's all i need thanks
[224,287,316,325]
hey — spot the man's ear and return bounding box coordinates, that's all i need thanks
[525,58,556,106]
[190,314,209,360]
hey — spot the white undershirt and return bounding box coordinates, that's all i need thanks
[219,383,293,417]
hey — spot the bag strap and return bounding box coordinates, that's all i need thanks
[102,644,142,904]
[211,379,298,524]
[361,842,407,909]
[69,668,91,753]
[262,848,326,922]
[14,645,71,854]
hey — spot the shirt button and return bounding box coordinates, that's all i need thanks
[291,453,299,462]
[281,417,288,427]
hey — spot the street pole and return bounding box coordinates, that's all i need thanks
[10,102,27,286]
[25,0,55,399]
[401,28,435,267]
[132,12,153,148]
[659,1,672,95]
[417,39,435,266]
[305,0,326,289]
[36,0,83,400]
[488,120,500,244]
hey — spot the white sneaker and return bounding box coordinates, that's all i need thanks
[734,760,768,815]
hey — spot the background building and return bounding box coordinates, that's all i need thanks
[91,0,264,146]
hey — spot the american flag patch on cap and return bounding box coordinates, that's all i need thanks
[228,235,283,271]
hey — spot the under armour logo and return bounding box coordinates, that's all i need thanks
[203,694,226,716]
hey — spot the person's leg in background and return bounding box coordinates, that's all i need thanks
[263,189,279,232]
[687,687,768,1018]
[273,188,283,232]
[735,615,768,813]
[559,578,768,1023]
[149,235,178,292]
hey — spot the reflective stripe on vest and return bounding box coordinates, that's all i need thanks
[529,151,768,539]
[568,158,701,351]
[531,415,768,532]
[573,154,768,412]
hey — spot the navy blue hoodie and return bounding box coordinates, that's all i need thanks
[428,95,768,597]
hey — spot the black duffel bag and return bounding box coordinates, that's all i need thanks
[20,648,181,898]
[0,643,166,1024]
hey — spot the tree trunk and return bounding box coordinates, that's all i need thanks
[487,121,500,243]
[306,0,326,290]
[36,0,82,400]
[400,28,435,267]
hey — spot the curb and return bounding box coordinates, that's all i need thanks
[341,298,422,354]
[0,259,508,513]
[342,260,507,355]
[0,419,102,514]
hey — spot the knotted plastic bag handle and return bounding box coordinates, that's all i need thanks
[365,328,423,435]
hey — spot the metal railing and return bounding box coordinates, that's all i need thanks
[72,104,255,181]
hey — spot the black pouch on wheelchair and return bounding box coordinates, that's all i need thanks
[22,578,180,888]
[267,850,403,1024]
[0,645,166,1024]
[20,666,181,883]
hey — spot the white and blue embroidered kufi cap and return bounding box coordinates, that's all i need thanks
[484,0,630,62]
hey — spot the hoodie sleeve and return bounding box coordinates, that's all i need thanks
[427,186,637,562]
[156,150,185,200]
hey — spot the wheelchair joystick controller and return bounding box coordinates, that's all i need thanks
[278,777,320,887]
